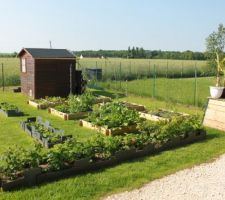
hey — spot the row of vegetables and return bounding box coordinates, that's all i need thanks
[0,92,206,189]
[0,115,204,181]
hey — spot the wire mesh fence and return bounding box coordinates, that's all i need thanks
[78,59,214,107]
[0,57,214,107]
[0,58,20,90]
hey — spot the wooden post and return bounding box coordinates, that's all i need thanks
[2,63,4,92]
[152,65,156,98]
[166,61,169,101]
[181,62,183,78]
[119,62,122,89]
[194,62,197,106]
[70,64,73,95]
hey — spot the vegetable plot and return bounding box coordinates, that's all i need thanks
[0,102,23,117]
[0,116,206,191]
[80,102,142,135]
[28,96,66,109]
[48,93,95,120]
[20,117,72,148]
[139,109,189,121]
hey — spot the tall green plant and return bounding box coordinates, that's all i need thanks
[206,24,225,86]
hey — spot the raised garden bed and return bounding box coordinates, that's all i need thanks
[28,97,66,109]
[0,102,23,117]
[82,102,141,135]
[79,120,137,136]
[20,117,72,148]
[0,128,206,191]
[94,95,112,104]
[48,93,94,120]
[139,109,189,121]
[121,101,146,111]
[48,108,90,120]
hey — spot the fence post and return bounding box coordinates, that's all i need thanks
[104,59,107,80]
[126,80,128,96]
[129,61,131,76]
[95,61,98,80]
[2,63,4,92]
[166,61,169,101]
[119,62,122,89]
[152,64,156,98]
[194,62,197,106]
[181,62,183,78]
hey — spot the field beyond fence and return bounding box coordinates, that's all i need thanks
[0,57,216,107]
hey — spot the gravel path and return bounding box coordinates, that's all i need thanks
[104,154,225,200]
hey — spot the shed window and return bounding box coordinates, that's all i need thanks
[21,58,26,73]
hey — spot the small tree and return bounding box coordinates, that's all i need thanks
[206,24,225,86]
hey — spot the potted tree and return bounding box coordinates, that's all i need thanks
[206,24,225,99]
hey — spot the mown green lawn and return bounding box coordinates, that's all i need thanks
[0,89,225,200]
[97,77,214,107]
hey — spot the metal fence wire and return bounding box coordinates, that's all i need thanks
[80,60,213,108]
[0,58,214,108]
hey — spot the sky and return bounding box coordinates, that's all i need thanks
[0,0,225,52]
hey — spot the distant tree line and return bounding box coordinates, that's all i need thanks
[0,49,208,60]
[74,47,207,60]
[0,52,17,57]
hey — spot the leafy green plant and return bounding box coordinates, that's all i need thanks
[0,102,18,112]
[0,115,205,180]
[0,144,44,180]
[46,144,69,171]
[139,115,204,145]
[34,96,66,105]
[26,121,64,144]
[88,102,141,128]
[150,110,185,119]
[54,92,94,113]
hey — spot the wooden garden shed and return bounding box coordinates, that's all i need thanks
[18,48,83,99]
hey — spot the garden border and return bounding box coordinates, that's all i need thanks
[0,108,23,117]
[94,95,112,104]
[0,129,206,191]
[79,120,138,136]
[28,100,64,110]
[121,101,146,111]
[139,109,189,121]
[48,108,90,120]
[20,117,72,148]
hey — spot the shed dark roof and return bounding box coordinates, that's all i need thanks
[18,48,75,58]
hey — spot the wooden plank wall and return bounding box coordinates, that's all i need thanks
[20,53,35,98]
[35,59,76,98]
[203,99,225,131]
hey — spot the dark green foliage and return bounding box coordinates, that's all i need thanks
[27,121,63,143]
[74,49,207,60]
[139,116,204,144]
[0,144,44,180]
[87,102,141,128]
[34,96,65,106]
[150,110,185,118]
[54,92,94,113]
[0,102,18,111]
[0,115,204,179]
